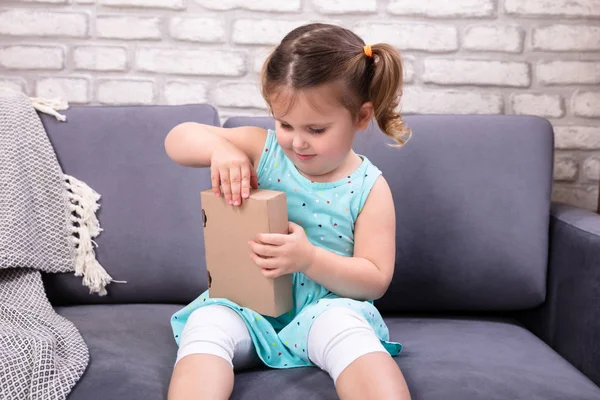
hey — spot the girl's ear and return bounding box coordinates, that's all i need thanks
[355,102,374,131]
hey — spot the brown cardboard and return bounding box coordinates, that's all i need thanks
[200,188,293,317]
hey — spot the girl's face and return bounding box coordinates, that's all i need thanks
[270,83,372,181]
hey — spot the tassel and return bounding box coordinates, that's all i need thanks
[64,174,127,296]
[29,96,69,122]
[0,87,69,121]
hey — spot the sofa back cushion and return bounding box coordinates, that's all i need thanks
[223,115,553,312]
[41,105,215,305]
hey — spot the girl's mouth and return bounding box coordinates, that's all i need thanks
[296,153,316,161]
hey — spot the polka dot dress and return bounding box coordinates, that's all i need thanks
[170,129,402,369]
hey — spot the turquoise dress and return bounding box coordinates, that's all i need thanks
[170,129,402,369]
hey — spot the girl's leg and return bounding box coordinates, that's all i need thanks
[168,305,259,400]
[335,352,411,400]
[308,307,411,400]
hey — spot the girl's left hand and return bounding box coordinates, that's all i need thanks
[249,222,316,278]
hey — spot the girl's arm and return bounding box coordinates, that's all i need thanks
[164,123,266,168]
[304,176,396,300]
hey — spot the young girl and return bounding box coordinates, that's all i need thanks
[165,23,412,400]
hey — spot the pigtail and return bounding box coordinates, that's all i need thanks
[369,44,412,147]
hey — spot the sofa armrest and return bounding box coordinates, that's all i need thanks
[517,202,600,386]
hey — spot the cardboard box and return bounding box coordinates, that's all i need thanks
[200,188,293,317]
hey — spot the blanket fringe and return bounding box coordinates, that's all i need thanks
[0,87,69,121]
[30,97,69,122]
[65,175,127,296]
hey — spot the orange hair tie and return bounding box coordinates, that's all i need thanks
[363,45,373,57]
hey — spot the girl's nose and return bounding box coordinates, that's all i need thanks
[292,134,309,150]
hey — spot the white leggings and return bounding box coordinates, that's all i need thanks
[175,305,387,383]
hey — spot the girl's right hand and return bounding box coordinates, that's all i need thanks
[210,140,258,206]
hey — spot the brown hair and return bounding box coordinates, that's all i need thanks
[260,23,411,147]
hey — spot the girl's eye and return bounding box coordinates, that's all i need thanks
[280,123,292,130]
[309,128,326,134]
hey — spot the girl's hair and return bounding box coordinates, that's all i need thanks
[260,23,411,147]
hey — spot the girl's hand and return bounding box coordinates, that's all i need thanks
[210,140,258,206]
[249,222,316,278]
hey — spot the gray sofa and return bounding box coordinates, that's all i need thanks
[38,104,600,399]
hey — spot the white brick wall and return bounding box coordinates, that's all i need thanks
[170,17,226,43]
[97,79,155,104]
[99,0,185,9]
[533,25,600,52]
[136,48,246,76]
[1,0,599,210]
[423,59,530,87]
[388,0,495,18]
[0,46,64,70]
[195,0,301,12]
[313,0,377,14]
[505,0,600,17]
[511,94,564,118]
[232,20,311,45]
[36,77,89,103]
[0,10,88,38]
[463,25,524,53]
[96,16,162,40]
[537,62,600,85]
[354,22,458,52]
[73,46,128,71]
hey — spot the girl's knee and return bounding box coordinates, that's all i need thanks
[307,307,387,383]
[176,305,255,369]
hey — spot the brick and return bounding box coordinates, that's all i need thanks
[511,94,564,118]
[401,56,416,84]
[194,0,301,11]
[552,184,598,211]
[554,157,578,181]
[136,48,246,76]
[533,25,600,51]
[99,0,184,9]
[212,83,267,108]
[537,62,600,85]
[573,92,600,118]
[0,10,88,38]
[463,25,524,53]
[313,0,377,14]
[97,79,154,105]
[253,48,272,74]
[22,0,68,3]
[165,81,208,105]
[233,19,311,45]
[0,78,26,93]
[388,0,494,17]
[423,59,530,87]
[505,0,600,17]
[402,87,503,114]
[170,17,226,43]
[97,16,161,40]
[354,22,458,52]
[555,126,600,150]
[74,46,127,71]
[583,157,600,181]
[0,46,64,70]
[36,77,89,104]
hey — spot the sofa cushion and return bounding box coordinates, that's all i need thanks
[40,105,216,305]
[223,116,553,312]
[56,305,600,400]
[56,304,178,400]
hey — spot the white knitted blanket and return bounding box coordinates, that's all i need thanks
[0,89,117,399]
